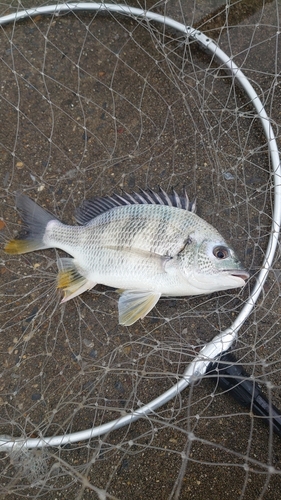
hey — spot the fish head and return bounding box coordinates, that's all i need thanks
[179,235,249,294]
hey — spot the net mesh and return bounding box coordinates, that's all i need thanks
[0,1,281,498]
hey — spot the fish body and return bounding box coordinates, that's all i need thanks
[4,190,249,325]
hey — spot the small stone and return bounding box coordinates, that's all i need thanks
[223,171,235,180]
[31,393,41,401]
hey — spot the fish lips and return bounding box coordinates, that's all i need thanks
[228,269,250,283]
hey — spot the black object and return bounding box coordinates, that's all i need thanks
[206,352,281,437]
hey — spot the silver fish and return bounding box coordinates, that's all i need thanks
[4,189,249,326]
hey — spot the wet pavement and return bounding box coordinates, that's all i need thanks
[0,1,281,498]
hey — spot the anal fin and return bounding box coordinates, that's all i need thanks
[118,290,161,326]
[57,257,96,302]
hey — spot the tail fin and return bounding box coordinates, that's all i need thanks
[4,193,58,255]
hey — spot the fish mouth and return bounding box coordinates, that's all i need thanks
[228,269,250,281]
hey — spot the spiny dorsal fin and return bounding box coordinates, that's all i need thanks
[75,188,196,225]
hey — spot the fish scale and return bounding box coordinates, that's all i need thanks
[4,189,249,326]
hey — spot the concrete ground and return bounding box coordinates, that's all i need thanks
[0,1,280,498]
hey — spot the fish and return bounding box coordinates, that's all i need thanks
[4,189,249,326]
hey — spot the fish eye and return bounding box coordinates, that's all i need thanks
[213,246,229,259]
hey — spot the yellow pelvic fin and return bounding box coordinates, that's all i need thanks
[118,290,161,326]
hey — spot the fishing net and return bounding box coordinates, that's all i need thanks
[0,1,281,498]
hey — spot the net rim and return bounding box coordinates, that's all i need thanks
[0,2,280,450]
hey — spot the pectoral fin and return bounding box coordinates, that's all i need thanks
[118,290,161,326]
[57,257,96,302]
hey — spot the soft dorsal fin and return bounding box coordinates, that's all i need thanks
[75,188,196,225]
